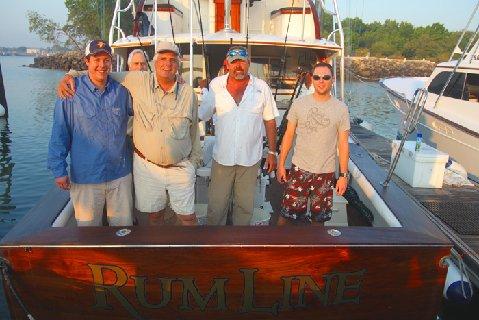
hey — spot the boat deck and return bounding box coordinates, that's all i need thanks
[351,123,479,283]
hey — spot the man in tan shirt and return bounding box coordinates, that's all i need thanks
[58,42,201,226]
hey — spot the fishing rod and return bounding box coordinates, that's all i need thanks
[136,36,152,73]
[274,0,295,100]
[277,70,308,148]
[245,0,250,47]
[167,0,177,45]
[192,0,210,81]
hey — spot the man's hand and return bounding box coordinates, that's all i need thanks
[55,176,71,190]
[277,165,287,184]
[57,74,76,99]
[336,176,347,196]
[264,153,277,174]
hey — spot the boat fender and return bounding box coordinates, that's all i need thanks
[445,158,468,179]
[443,258,473,304]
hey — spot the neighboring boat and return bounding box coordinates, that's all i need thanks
[380,38,479,182]
[0,1,453,319]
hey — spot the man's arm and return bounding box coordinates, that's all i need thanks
[189,92,202,168]
[263,119,277,173]
[277,121,296,183]
[336,129,350,196]
[47,99,72,190]
[57,71,133,99]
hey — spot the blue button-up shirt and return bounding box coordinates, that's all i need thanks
[48,75,133,184]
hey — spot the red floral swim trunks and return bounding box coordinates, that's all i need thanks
[280,165,335,223]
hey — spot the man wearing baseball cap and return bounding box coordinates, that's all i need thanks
[48,39,134,227]
[57,41,201,226]
[199,46,279,225]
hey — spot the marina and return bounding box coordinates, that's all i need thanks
[1,0,479,319]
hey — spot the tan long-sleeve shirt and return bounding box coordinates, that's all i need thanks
[71,70,202,168]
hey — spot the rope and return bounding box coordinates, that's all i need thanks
[449,0,479,61]
[0,257,36,319]
[274,0,295,100]
[450,248,474,300]
[434,21,479,108]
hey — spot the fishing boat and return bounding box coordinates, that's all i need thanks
[380,10,479,182]
[1,1,452,319]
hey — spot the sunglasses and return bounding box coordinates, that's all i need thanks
[312,74,332,81]
[227,48,248,57]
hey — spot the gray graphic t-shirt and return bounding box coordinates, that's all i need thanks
[287,94,350,174]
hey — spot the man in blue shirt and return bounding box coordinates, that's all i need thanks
[48,40,133,227]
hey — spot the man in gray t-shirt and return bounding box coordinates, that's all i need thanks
[277,62,350,225]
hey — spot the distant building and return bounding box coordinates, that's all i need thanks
[26,48,41,56]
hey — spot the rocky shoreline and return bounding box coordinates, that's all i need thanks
[29,52,436,79]
[30,51,86,71]
[344,56,436,80]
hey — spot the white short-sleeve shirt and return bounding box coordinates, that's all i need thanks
[199,74,279,166]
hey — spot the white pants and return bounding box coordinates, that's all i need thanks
[133,153,196,215]
[70,174,133,227]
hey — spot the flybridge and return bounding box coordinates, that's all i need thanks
[108,0,345,100]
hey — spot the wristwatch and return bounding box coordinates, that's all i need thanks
[267,150,278,156]
[338,172,349,179]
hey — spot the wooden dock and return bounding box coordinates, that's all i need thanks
[351,123,479,285]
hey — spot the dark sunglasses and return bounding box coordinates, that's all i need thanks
[227,48,248,57]
[312,74,332,81]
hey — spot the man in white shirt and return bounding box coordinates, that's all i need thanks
[199,46,279,225]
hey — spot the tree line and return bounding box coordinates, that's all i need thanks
[322,15,470,61]
[28,1,469,62]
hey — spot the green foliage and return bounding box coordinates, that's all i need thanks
[64,0,133,42]
[27,0,135,50]
[338,17,463,61]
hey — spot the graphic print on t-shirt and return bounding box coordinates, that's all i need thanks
[298,106,330,133]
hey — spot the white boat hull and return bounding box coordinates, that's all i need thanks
[385,87,479,181]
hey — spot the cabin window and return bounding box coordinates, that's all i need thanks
[428,71,467,100]
[465,73,479,102]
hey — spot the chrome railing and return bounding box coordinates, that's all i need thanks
[318,0,345,102]
[383,88,428,187]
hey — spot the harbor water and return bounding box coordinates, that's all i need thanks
[0,55,474,319]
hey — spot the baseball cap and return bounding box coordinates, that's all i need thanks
[226,46,249,63]
[156,41,180,55]
[85,40,112,57]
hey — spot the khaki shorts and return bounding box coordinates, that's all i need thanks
[70,173,133,227]
[133,153,196,215]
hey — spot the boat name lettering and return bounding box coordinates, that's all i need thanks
[88,264,366,318]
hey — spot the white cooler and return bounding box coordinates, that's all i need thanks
[391,140,449,188]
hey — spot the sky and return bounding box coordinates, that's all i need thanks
[0,0,478,47]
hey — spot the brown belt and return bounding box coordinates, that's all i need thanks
[133,146,183,168]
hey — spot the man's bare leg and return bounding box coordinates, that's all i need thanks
[277,216,293,226]
[135,208,165,226]
[177,213,198,226]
